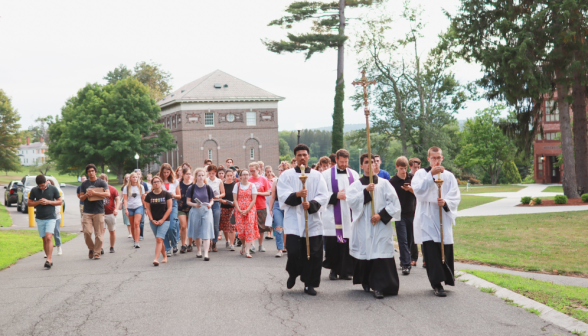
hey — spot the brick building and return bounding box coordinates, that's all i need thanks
[533,98,563,183]
[154,70,284,171]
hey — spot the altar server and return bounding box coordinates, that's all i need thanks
[348,153,401,299]
[277,144,329,296]
[321,149,360,280]
[411,146,461,297]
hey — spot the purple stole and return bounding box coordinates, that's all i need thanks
[331,166,354,242]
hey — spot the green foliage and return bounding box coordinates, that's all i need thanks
[279,138,291,156]
[332,79,345,153]
[0,230,76,270]
[103,61,173,102]
[455,105,515,185]
[48,79,176,183]
[522,174,535,184]
[29,161,54,175]
[581,194,588,203]
[554,195,568,205]
[279,129,332,159]
[520,197,532,205]
[0,89,22,174]
[479,287,496,294]
[103,64,133,85]
[502,161,522,184]
[533,197,542,205]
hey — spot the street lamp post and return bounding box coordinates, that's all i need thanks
[296,122,303,145]
[134,153,139,170]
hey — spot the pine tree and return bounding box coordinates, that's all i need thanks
[0,89,22,174]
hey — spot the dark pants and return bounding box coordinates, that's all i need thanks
[286,235,323,288]
[353,258,400,295]
[422,240,455,288]
[323,236,355,279]
[394,217,414,267]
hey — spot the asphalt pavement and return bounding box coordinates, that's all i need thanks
[0,187,571,336]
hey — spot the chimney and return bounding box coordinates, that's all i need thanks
[26,137,30,145]
[40,136,44,143]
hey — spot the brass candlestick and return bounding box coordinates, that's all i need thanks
[299,165,310,260]
[435,173,445,264]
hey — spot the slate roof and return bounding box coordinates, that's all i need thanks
[158,70,284,107]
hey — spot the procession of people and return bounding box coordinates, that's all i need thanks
[30,144,460,299]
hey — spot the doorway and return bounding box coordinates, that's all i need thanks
[549,156,561,183]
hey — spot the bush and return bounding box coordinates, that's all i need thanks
[533,197,542,205]
[581,194,588,202]
[554,195,568,204]
[521,196,532,205]
[456,178,467,185]
[502,161,522,184]
[469,178,481,184]
[522,175,535,184]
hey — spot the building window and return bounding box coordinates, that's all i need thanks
[246,112,256,126]
[250,148,255,160]
[545,101,559,122]
[536,133,542,140]
[205,113,214,126]
[208,149,213,160]
[545,132,558,141]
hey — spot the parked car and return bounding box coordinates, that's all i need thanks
[4,180,21,206]
[17,175,66,213]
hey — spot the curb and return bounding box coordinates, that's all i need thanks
[457,271,588,334]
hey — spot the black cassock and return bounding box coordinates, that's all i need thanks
[323,237,356,279]
[422,241,455,288]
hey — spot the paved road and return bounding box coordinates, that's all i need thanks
[0,188,571,335]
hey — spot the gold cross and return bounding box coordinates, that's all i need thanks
[352,69,377,116]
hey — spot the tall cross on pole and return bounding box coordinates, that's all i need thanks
[352,69,377,217]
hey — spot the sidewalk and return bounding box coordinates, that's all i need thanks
[458,184,588,217]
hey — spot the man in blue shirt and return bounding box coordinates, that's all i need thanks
[374,155,391,180]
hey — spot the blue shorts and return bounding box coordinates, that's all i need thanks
[150,220,171,239]
[36,219,57,238]
[127,206,144,217]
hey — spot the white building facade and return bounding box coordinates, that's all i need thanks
[19,137,48,166]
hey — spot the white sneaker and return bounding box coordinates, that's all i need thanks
[230,245,235,251]
[166,250,172,257]
[250,245,256,253]
[128,234,132,238]
[57,246,63,255]
[44,254,47,258]
[259,245,266,252]
[139,236,144,241]
[226,241,230,248]
[275,251,282,258]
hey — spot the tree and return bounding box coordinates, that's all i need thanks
[48,79,176,183]
[502,161,522,184]
[0,89,22,174]
[450,0,588,197]
[28,116,54,142]
[264,0,384,153]
[29,161,54,175]
[103,61,173,102]
[455,106,515,185]
[279,138,291,156]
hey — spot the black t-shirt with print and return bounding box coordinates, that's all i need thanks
[144,190,172,221]
[81,178,109,214]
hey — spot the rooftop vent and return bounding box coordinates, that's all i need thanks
[223,84,228,88]
[181,90,185,93]
[214,83,222,89]
[171,94,174,97]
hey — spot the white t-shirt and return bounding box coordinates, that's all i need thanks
[123,185,146,209]
[207,177,222,197]
[232,183,258,195]
[163,180,179,195]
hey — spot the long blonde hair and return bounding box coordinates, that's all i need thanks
[126,172,144,197]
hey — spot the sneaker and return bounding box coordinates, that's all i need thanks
[235,238,242,247]
[139,236,144,241]
[101,248,104,255]
[44,254,47,258]
[128,234,132,238]
[275,251,282,258]
[110,247,115,253]
[135,244,140,248]
[402,266,411,275]
[57,246,63,255]
[173,246,178,254]
[166,250,172,257]
[187,245,193,252]
[230,244,235,251]
[181,245,187,253]
[259,245,266,252]
[304,287,317,296]
[250,245,256,253]
[226,241,230,248]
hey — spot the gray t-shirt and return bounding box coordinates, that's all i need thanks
[81,178,109,214]
[123,185,146,210]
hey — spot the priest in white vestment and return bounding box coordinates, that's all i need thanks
[321,149,360,280]
[277,144,329,296]
[412,146,461,297]
[348,153,401,299]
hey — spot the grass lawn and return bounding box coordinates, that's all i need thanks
[0,165,119,186]
[0,203,11,227]
[455,211,588,275]
[542,186,564,193]
[463,270,588,324]
[459,195,504,210]
[460,185,525,193]
[0,230,77,270]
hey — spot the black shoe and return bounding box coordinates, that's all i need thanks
[204,257,210,261]
[340,275,352,280]
[101,248,104,255]
[434,285,447,297]
[110,247,115,253]
[373,290,384,299]
[304,287,317,296]
[423,262,427,269]
[173,246,178,254]
[287,276,296,289]
[265,236,274,240]
[236,238,242,247]
[187,245,193,252]
[180,245,187,253]
[402,266,411,275]
[329,270,338,281]
[196,254,202,258]
[44,261,52,269]
[362,284,370,293]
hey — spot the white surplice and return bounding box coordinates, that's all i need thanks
[411,168,461,245]
[347,177,401,260]
[277,167,329,237]
[321,167,360,238]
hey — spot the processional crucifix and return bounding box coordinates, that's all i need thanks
[352,69,377,217]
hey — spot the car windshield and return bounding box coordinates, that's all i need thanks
[25,177,60,188]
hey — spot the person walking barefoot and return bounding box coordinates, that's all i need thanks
[144,176,173,266]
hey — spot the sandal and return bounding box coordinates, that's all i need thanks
[246,253,252,258]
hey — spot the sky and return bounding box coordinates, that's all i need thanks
[0,0,490,132]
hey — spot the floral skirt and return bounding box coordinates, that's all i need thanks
[219,207,235,233]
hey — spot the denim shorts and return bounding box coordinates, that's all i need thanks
[36,219,57,238]
[150,220,171,239]
[127,206,144,217]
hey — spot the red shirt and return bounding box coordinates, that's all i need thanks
[104,185,119,215]
[248,175,271,210]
